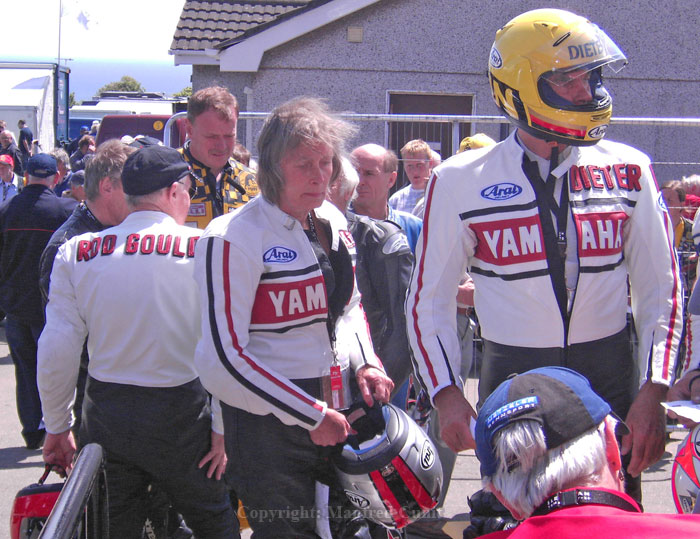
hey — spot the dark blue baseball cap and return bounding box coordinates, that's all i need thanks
[27,153,58,178]
[475,367,620,477]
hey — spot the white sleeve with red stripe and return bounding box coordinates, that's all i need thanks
[626,163,683,386]
[683,314,700,373]
[194,235,327,430]
[406,171,473,402]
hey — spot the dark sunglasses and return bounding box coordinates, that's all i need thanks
[177,176,198,200]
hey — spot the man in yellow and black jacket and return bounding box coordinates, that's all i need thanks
[179,86,258,228]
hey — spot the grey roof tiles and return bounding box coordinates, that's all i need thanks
[171,1,325,52]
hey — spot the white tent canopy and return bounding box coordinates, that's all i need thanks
[0,66,54,152]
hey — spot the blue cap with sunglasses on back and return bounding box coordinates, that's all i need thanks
[475,366,628,477]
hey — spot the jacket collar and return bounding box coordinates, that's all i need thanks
[510,131,581,179]
[259,196,341,251]
[183,140,233,177]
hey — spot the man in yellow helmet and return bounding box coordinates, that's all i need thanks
[406,8,682,503]
[179,86,258,228]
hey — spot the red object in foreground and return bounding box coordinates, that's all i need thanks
[10,465,64,539]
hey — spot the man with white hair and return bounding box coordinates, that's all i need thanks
[0,130,23,176]
[50,147,72,197]
[474,366,700,536]
[326,157,358,213]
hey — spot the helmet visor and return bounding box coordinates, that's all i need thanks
[532,21,627,75]
[534,24,626,112]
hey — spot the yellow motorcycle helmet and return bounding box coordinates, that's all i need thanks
[488,9,627,146]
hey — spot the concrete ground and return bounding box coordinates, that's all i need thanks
[0,326,685,538]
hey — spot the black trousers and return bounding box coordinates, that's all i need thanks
[480,328,642,501]
[81,377,237,538]
[6,316,45,446]
[223,405,365,538]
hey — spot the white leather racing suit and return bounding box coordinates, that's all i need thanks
[38,210,236,537]
[682,212,700,372]
[407,132,683,403]
[194,197,383,431]
[38,211,208,433]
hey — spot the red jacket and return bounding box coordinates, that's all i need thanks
[483,488,700,538]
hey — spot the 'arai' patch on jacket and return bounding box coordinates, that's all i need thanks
[263,246,297,264]
[480,183,523,201]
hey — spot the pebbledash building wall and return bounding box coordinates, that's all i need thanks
[171,0,700,184]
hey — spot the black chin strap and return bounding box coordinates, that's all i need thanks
[532,488,640,517]
[547,146,569,261]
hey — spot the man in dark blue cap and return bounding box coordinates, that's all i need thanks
[473,366,700,537]
[0,153,76,449]
[38,145,237,538]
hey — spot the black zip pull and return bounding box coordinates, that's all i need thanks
[557,230,567,259]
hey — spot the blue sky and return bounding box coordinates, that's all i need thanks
[5,0,191,99]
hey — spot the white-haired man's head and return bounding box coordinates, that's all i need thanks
[326,156,359,213]
[475,367,628,520]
